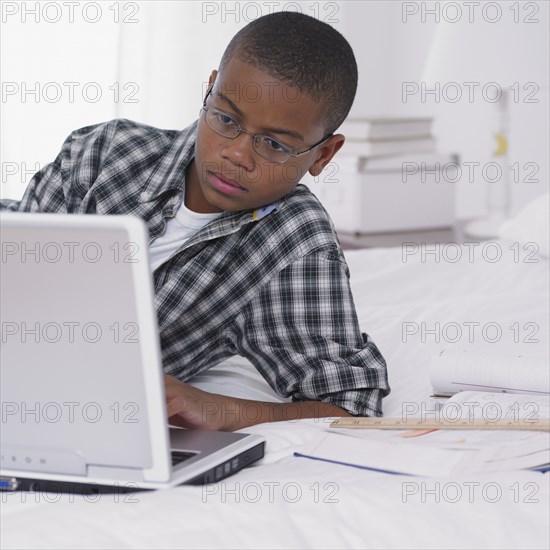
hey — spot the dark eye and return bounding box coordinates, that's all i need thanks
[263,137,289,153]
[214,110,238,127]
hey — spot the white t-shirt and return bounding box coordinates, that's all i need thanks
[149,199,222,271]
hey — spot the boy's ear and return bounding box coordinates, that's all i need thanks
[308,135,345,177]
[208,70,218,88]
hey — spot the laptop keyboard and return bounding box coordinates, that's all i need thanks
[171,451,196,467]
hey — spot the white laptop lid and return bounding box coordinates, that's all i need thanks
[1,213,172,483]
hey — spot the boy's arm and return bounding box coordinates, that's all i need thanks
[0,120,144,214]
[229,246,391,419]
[166,246,389,430]
[164,376,350,431]
[0,120,131,214]
[0,123,96,213]
[0,156,65,213]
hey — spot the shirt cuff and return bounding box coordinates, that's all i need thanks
[317,388,386,417]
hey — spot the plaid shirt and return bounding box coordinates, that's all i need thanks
[0,118,390,416]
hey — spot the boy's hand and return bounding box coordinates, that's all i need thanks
[164,374,351,431]
[164,375,228,431]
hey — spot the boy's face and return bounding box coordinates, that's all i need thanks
[186,58,345,213]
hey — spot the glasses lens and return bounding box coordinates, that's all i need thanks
[204,107,292,163]
[255,136,292,163]
[206,109,240,138]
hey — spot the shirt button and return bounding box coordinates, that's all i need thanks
[140,191,150,201]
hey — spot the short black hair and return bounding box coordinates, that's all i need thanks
[219,11,358,136]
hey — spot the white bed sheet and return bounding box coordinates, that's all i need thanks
[2,241,549,550]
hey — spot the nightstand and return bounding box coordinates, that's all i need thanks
[336,220,470,250]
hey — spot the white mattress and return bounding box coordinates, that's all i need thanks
[2,242,549,549]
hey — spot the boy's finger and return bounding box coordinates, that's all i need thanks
[166,396,186,417]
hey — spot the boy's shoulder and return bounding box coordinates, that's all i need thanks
[280,183,334,226]
[60,118,198,180]
[60,119,197,168]
[247,183,343,260]
[67,118,186,147]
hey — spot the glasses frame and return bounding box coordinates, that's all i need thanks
[200,86,334,164]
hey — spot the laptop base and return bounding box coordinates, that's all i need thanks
[1,440,265,494]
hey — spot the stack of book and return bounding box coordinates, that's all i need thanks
[335,116,436,172]
[302,116,457,234]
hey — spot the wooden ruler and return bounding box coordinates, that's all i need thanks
[330,417,550,431]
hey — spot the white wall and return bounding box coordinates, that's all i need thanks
[1,3,120,199]
[339,0,549,218]
[115,1,244,127]
[342,0,438,116]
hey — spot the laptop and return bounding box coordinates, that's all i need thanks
[0,212,265,494]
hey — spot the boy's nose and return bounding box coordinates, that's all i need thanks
[220,132,257,170]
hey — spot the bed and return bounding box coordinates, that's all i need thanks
[2,200,549,549]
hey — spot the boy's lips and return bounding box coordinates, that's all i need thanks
[208,171,246,194]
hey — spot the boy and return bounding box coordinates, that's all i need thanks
[1,12,390,430]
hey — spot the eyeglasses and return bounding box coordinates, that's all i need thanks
[200,87,333,164]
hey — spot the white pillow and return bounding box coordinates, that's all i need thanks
[499,193,549,258]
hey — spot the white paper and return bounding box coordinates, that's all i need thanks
[309,391,550,476]
[440,390,550,422]
[429,350,549,396]
[300,432,471,477]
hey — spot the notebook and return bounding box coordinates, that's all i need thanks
[429,350,549,396]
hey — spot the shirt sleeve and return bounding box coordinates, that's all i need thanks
[229,246,390,417]
[0,120,120,214]
[0,154,65,213]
